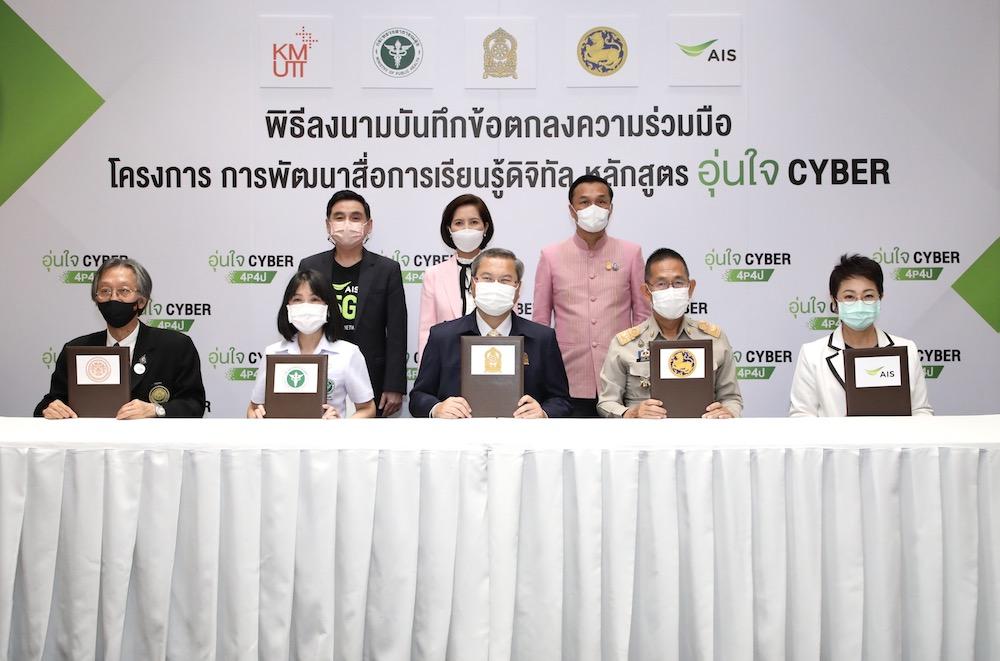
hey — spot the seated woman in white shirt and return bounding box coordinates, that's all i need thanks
[789,253,932,417]
[247,269,376,419]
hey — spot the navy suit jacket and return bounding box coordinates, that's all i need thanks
[409,312,572,418]
[34,322,207,417]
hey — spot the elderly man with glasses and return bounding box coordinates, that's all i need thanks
[597,248,743,419]
[34,258,207,419]
[409,247,571,419]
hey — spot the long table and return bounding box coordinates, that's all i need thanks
[1,415,998,661]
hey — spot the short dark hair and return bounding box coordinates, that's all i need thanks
[568,174,613,202]
[439,194,495,250]
[471,247,524,282]
[829,253,884,299]
[645,248,690,281]
[326,189,371,219]
[277,269,344,343]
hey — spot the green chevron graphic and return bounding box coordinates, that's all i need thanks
[677,39,718,57]
[0,2,103,206]
[952,236,1000,332]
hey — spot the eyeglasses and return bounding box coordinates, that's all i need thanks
[645,279,689,292]
[838,294,879,303]
[95,287,138,301]
[474,275,518,286]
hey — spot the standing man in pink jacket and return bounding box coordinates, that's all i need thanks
[532,174,650,417]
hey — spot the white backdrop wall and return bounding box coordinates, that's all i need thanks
[3,0,998,418]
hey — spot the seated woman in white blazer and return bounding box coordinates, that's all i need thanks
[789,254,933,416]
[416,194,495,360]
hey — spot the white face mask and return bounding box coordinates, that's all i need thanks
[287,302,328,335]
[329,220,367,248]
[573,204,610,233]
[474,281,517,316]
[650,287,690,320]
[451,228,484,253]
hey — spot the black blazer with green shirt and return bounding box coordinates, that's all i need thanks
[33,322,207,417]
[298,247,407,406]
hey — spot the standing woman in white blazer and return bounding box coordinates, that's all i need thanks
[789,254,933,416]
[416,194,495,360]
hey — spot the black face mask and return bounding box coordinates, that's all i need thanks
[97,299,139,328]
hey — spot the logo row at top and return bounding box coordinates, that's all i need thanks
[260,14,743,89]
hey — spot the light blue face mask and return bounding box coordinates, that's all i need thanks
[838,300,880,331]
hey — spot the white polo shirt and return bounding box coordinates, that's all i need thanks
[251,335,374,417]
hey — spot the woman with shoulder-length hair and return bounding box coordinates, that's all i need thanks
[416,193,495,359]
[789,253,932,416]
[248,269,376,419]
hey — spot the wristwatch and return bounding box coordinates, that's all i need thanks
[154,404,166,418]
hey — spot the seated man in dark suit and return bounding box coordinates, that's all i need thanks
[410,248,571,418]
[35,258,206,419]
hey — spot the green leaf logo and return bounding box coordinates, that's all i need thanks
[677,39,717,57]
[864,366,884,376]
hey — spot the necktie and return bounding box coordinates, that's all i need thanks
[458,263,472,315]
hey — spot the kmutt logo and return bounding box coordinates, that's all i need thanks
[273,26,318,79]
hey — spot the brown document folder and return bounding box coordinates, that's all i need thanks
[461,336,524,418]
[67,346,130,417]
[649,339,715,418]
[265,354,329,418]
[844,346,911,416]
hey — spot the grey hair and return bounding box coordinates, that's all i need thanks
[471,247,524,282]
[91,258,153,310]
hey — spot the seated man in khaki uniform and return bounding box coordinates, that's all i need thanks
[597,248,742,419]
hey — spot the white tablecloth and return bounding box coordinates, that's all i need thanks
[0,415,998,661]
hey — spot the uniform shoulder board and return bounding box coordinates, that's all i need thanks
[697,321,722,338]
[616,324,644,346]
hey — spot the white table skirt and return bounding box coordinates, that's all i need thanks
[0,415,998,661]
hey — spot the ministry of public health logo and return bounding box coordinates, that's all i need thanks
[374,28,424,77]
[577,27,628,76]
[286,369,306,389]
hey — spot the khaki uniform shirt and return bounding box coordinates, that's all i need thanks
[597,316,743,418]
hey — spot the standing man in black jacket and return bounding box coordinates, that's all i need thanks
[299,190,407,416]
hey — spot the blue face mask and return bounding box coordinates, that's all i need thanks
[838,300,880,331]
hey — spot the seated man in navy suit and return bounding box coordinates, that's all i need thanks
[410,248,571,418]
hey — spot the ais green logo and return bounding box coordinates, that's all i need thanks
[864,366,885,377]
[676,39,734,61]
[286,369,306,388]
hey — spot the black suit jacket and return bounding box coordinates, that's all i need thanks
[299,248,407,405]
[409,312,572,418]
[34,322,207,418]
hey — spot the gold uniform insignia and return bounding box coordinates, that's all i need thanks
[616,324,644,346]
[148,384,170,404]
[697,321,721,338]
[522,353,529,366]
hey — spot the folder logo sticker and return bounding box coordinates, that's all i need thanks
[374,28,424,78]
[286,369,306,389]
[484,347,503,374]
[577,27,628,76]
[668,350,697,378]
[483,28,517,79]
[86,357,112,383]
[272,27,319,79]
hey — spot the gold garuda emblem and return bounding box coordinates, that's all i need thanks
[668,349,697,378]
[483,27,517,79]
[484,346,503,373]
